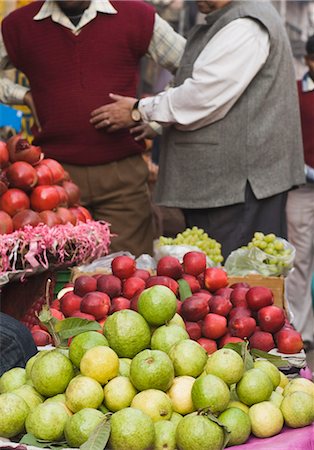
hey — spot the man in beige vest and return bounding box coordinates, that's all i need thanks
[91,0,305,259]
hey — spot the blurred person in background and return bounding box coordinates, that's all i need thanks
[286,34,314,350]
[0,312,37,376]
[0,0,185,257]
[89,0,305,260]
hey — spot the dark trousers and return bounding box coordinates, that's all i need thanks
[182,183,288,260]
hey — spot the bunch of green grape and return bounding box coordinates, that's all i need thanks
[243,231,293,271]
[158,226,223,264]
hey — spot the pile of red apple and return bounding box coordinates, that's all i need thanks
[27,252,303,355]
[0,136,91,234]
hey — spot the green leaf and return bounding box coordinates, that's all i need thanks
[224,342,246,356]
[199,409,230,448]
[178,279,192,301]
[19,434,70,449]
[80,416,111,450]
[54,317,102,340]
[251,349,290,368]
[241,341,254,371]
[224,342,254,371]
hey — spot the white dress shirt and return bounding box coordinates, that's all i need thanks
[0,0,186,104]
[139,18,270,131]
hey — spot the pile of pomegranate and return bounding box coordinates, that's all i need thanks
[0,136,91,234]
[26,252,303,355]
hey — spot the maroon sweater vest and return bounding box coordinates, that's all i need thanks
[2,1,155,165]
[297,80,314,168]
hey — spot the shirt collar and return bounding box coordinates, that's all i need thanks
[301,71,314,92]
[33,0,117,30]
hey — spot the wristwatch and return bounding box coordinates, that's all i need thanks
[131,100,141,122]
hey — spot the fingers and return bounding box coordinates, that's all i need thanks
[109,93,124,101]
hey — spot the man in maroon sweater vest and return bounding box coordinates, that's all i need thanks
[286,34,314,350]
[0,0,185,256]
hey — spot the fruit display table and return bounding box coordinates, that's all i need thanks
[232,423,314,449]
[0,424,314,449]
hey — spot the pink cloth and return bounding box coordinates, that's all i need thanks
[232,424,314,450]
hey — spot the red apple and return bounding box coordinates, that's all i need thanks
[60,291,82,317]
[111,255,136,279]
[31,329,52,346]
[197,272,205,288]
[181,274,201,293]
[71,311,96,321]
[185,321,202,340]
[183,251,206,277]
[209,295,232,317]
[97,274,122,298]
[130,293,140,312]
[193,289,213,302]
[230,287,249,307]
[275,329,303,354]
[202,313,227,339]
[146,276,179,296]
[180,295,209,322]
[229,282,250,289]
[122,277,145,300]
[215,287,233,299]
[249,330,275,352]
[219,333,244,348]
[73,275,97,297]
[157,256,183,280]
[229,316,256,339]
[80,291,111,320]
[246,286,274,311]
[197,337,217,354]
[176,299,182,314]
[228,306,252,321]
[204,267,228,292]
[98,316,107,326]
[110,296,131,313]
[49,308,64,321]
[50,298,60,310]
[257,305,285,334]
[133,269,151,281]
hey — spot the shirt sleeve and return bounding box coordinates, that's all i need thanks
[140,18,270,130]
[0,33,29,104]
[147,13,186,74]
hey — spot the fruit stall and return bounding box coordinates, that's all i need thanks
[0,138,313,450]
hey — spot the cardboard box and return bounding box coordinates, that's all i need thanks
[227,274,286,310]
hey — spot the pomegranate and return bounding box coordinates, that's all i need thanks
[0,141,9,168]
[39,210,62,227]
[54,185,69,207]
[55,207,76,225]
[6,161,38,191]
[62,180,81,206]
[12,209,42,230]
[0,188,30,216]
[30,185,61,212]
[41,158,65,184]
[35,162,54,185]
[77,205,92,221]
[69,207,86,224]
[7,135,42,165]
[0,211,13,234]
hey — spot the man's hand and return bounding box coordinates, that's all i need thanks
[130,123,158,141]
[90,94,137,131]
[24,91,41,131]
